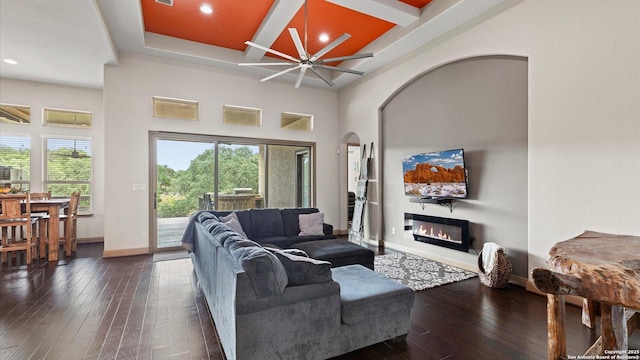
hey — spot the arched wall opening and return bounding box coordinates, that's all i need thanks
[378,55,529,278]
[338,132,361,234]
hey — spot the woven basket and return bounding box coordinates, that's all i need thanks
[477,249,512,288]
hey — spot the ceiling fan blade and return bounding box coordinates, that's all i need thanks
[308,67,335,87]
[239,62,297,66]
[288,28,308,60]
[310,33,351,61]
[245,41,300,63]
[260,65,302,82]
[314,64,364,76]
[316,53,373,64]
[295,67,307,88]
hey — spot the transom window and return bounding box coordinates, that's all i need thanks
[223,105,261,127]
[44,108,92,128]
[281,112,312,131]
[0,104,31,125]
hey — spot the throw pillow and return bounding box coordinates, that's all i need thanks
[270,248,332,286]
[220,212,248,238]
[298,212,324,236]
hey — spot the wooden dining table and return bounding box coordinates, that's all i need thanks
[30,198,70,261]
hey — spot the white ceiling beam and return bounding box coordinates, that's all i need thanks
[325,0,420,27]
[245,0,304,60]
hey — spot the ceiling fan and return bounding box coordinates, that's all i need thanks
[239,0,373,88]
[55,140,90,159]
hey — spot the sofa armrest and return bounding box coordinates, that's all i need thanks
[323,223,334,236]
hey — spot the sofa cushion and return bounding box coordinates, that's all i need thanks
[282,208,319,237]
[252,236,297,249]
[213,210,252,238]
[209,221,245,246]
[197,211,218,223]
[293,239,375,269]
[231,244,288,298]
[249,208,285,238]
[331,265,415,325]
[201,218,219,233]
[233,210,252,238]
[219,212,248,238]
[267,248,332,286]
[224,237,262,253]
[298,212,325,236]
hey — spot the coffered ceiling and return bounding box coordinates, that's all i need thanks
[0,0,510,89]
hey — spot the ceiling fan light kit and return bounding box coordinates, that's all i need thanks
[239,1,373,88]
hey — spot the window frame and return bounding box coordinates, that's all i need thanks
[0,132,31,190]
[43,135,93,213]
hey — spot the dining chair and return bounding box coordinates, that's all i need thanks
[37,191,80,258]
[31,191,52,259]
[7,192,50,244]
[60,191,81,256]
[0,193,37,264]
[30,191,52,200]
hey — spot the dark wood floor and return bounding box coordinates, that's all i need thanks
[1,243,638,360]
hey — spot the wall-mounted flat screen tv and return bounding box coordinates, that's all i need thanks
[403,148,468,199]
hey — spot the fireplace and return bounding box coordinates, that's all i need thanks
[406,213,470,252]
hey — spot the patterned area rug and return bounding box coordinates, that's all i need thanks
[374,252,478,291]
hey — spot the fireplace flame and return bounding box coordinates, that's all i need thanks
[416,225,452,241]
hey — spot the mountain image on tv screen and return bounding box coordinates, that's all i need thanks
[403,149,467,199]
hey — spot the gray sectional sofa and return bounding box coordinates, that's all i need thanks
[209,207,337,248]
[182,209,415,360]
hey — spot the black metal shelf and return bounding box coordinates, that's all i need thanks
[409,197,454,212]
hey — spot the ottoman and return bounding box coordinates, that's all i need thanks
[292,239,375,270]
[331,265,415,346]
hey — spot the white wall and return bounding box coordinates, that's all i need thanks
[0,78,105,240]
[381,56,528,276]
[103,54,340,254]
[338,0,640,276]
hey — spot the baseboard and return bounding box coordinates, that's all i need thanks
[381,241,528,287]
[525,279,584,307]
[78,236,104,244]
[103,247,149,258]
[382,241,479,273]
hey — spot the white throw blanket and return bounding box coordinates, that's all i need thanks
[481,242,504,273]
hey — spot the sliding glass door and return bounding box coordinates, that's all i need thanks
[150,132,315,252]
[216,142,264,210]
[153,135,215,250]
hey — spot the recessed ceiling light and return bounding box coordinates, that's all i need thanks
[200,4,213,14]
[3,58,18,65]
[319,33,329,42]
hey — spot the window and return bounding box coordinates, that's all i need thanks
[281,112,312,131]
[153,97,199,120]
[0,135,30,190]
[0,104,31,125]
[223,105,261,127]
[44,108,92,128]
[45,137,92,212]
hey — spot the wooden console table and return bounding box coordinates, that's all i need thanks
[532,231,640,359]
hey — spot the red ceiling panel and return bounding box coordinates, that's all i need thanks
[141,0,274,51]
[269,0,394,62]
[141,0,434,58]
